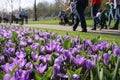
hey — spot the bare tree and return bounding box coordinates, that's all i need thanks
[34,0,37,21]
[19,0,21,11]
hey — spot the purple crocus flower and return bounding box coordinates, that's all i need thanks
[16,51,26,59]
[86,59,95,70]
[34,35,40,41]
[40,46,45,53]
[46,54,51,61]
[4,48,10,56]
[39,54,51,63]
[75,45,82,53]
[20,41,27,47]
[9,48,15,55]
[23,28,29,35]
[31,52,39,61]
[30,43,39,50]
[52,63,60,78]
[45,44,53,52]
[3,74,11,80]
[56,35,62,40]
[73,74,80,80]
[55,46,64,53]
[0,43,2,49]
[24,70,34,80]
[3,73,16,80]
[101,41,109,50]
[57,74,68,79]
[72,55,86,67]
[112,45,118,52]
[0,55,5,63]
[73,38,79,45]
[91,44,99,52]
[54,56,65,65]
[6,41,15,47]
[25,62,33,69]
[39,55,47,63]
[42,32,51,38]
[18,59,27,68]
[83,40,92,49]
[1,63,16,73]
[46,41,58,52]
[113,47,120,57]
[64,35,71,40]
[26,37,33,44]
[63,50,69,59]
[3,31,12,39]
[91,54,101,64]
[14,69,26,80]
[53,56,66,79]
[4,48,15,56]
[35,63,47,74]
[39,38,45,42]
[103,53,110,65]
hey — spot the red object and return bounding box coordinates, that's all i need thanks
[92,0,102,5]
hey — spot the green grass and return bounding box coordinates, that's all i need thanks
[28,19,116,27]
[28,20,59,25]
[29,27,120,43]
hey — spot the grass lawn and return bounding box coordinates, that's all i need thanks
[29,27,120,43]
[28,19,116,27]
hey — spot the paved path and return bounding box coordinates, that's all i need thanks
[13,24,120,36]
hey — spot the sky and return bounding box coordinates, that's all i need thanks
[0,0,55,12]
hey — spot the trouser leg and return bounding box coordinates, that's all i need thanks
[91,4,101,29]
[76,6,87,30]
[113,7,120,29]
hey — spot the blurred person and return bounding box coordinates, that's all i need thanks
[3,14,9,23]
[95,9,108,30]
[24,10,28,24]
[0,15,2,23]
[111,0,120,30]
[68,0,88,32]
[58,10,70,26]
[15,12,20,24]
[67,0,76,25]
[106,0,115,29]
[90,0,102,30]
[19,9,26,25]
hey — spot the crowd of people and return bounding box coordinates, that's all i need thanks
[0,9,28,25]
[59,0,120,32]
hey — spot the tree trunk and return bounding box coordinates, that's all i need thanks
[34,0,37,21]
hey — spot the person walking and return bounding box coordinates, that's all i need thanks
[24,10,28,24]
[68,0,76,25]
[19,9,26,25]
[68,0,88,32]
[15,12,20,24]
[90,0,102,30]
[111,0,120,30]
[106,0,115,29]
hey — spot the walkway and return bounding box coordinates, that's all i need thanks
[19,24,120,36]
[12,24,120,36]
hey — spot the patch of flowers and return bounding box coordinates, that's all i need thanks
[0,25,120,80]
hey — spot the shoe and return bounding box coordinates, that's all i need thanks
[110,27,118,30]
[100,26,104,30]
[73,28,76,31]
[81,29,87,32]
[91,28,96,30]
